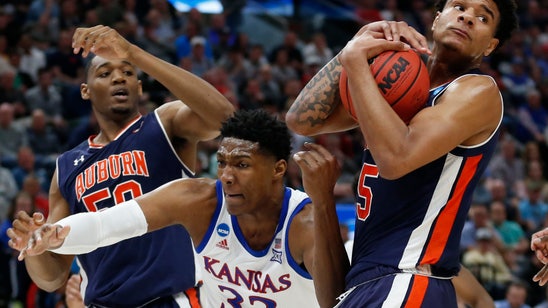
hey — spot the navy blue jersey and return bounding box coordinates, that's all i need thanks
[347,72,502,290]
[57,111,197,307]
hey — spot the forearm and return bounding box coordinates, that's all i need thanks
[126,44,233,126]
[51,200,147,254]
[25,252,73,292]
[312,198,350,307]
[286,56,357,136]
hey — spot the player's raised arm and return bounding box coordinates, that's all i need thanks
[73,25,234,139]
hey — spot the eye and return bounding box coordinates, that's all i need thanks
[217,160,226,168]
[98,71,110,78]
[478,15,488,23]
[454,5,464,11]
[124,70,134,76]
[238,162,249,168]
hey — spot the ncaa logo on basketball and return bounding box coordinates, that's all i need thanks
[378,56,410,95]
[216,223,230,237]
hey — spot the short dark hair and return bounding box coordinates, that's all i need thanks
[220,109,292,161]
[434,0,518,48]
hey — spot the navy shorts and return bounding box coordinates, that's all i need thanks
[336,267,457,308]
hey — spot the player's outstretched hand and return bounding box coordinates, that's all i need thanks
[293,142,340,202]
[12,222,70,261]
[7,211,46,252]
[72,25,132,59]
[532,228,548,264]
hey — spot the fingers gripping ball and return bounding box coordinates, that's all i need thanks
[339,49,430,123]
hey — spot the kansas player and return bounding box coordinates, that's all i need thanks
[285,0,518,306]
[9,25,234,307]
[11,110,349,308]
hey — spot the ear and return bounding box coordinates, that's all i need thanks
[432,12,441,31]
[273,160,287,180]
[138,80,143,96]
[483,38,499,57]
[80,83,90,100]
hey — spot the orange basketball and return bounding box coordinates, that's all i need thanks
[339,49,430,124]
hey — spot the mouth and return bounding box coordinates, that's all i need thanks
[111,88,129,101]
[450,27,470,40]
[225,193,244,200]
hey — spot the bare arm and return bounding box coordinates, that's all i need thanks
[72,25,234,142]
[292,143,350,307]
[339,32,501,179]
[15,178,218,259]
[453,266,494,308]
[285,21,430,137]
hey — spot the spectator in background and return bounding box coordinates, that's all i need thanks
[16,31,46,84]
[24,67,66,131]
[270,48,299,90]
[523,160,548,204]
[269,31,303,77]
[181,36,215,78]
[494,281,532,308]
[247,44,269,78]
[502,57,537,106]
[488,137,526,199]
[491,200,529,272]
[207,13,236,61]
[0,160,17,221]
[461,202,505,254]
[10,146,50,192]
[0,102,28,167]
[25,109,62,166]
[47,28,85,88]
[0,67,28,118]
[175,20,208,62]
[462,227,514,300]
[302,32,333,68]
[515,88,548,144]
[519,180,548,235]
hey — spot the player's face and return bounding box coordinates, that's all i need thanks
[432,0,500,59]
[81,56,142,118]
[217,137,282,215]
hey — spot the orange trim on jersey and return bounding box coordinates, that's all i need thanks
[404,275,429,307]
[420,154,482,264]
[87,115,143,148]
[185,285,202,308]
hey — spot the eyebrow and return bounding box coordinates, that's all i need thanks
[94,60,134,72]
[481,4,495,21]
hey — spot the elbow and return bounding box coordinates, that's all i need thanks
[285,112,313,136]
[376,158,411,180]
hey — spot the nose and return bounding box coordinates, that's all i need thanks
[457,10,474,25]
[219,166,234,185]
[111,69,126,84]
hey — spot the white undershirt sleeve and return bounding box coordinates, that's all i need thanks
[50,199,148,254]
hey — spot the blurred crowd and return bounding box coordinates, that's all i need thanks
[0,0,547,307]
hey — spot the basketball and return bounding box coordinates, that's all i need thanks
[339,49,430,123]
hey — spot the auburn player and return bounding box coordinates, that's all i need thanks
[285,0,518,306]
[9,25,233,307]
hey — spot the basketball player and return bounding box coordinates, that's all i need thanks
[9,110,349,308]
[8,25,234,307]
[284,0,518,306]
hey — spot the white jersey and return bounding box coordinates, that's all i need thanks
[195,181,320,308]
